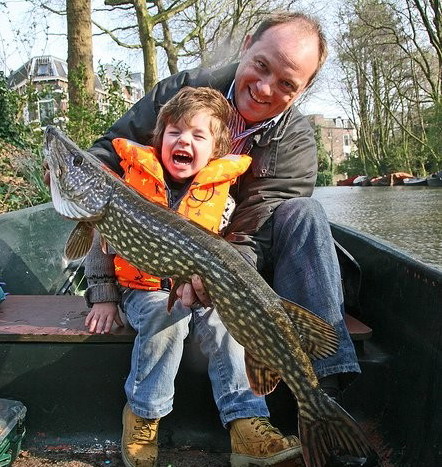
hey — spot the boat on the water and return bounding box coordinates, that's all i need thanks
[403,177,427,186]
[370,172,414,186]
[352,175,370,186]
[337,175,360,186]
[426,170,442,187]
[0,203,441,467]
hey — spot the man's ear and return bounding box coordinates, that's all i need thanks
[240,34,253,54]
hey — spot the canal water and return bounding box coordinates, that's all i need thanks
[312,186,442,271]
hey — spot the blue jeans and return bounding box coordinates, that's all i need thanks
[122,289,269,426]
[270,197,360,379]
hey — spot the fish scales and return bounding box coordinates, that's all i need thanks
[101,188,358,457]
[44,126,379,467]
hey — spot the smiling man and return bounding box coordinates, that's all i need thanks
[234,22,320,124]
[85,11,361,467]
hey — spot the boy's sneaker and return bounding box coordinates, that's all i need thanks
[230,417,304,466]
[121,403,160,467]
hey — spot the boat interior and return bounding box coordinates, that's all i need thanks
[0,203,441,466]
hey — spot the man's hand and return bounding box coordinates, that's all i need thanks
[175,274,212,308]
[43,159,51,186]
[85,302,124,334]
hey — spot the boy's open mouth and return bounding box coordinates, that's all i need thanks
[173,152,193,165]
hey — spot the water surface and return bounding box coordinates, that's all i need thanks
[313,186,442,271]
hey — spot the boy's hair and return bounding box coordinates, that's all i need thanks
[152,87,232,158]
[250,12,328,88]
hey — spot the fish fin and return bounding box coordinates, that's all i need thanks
[64,222,94,260]
[245,350,281,396]
[280,298,339,360]
[298,389,379,467]
[167,277,183,313]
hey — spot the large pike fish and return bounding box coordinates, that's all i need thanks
[44,126,378,467]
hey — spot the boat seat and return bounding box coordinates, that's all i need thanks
[344,313,372,354]
[0,295,135,343]
[0,295,372,349]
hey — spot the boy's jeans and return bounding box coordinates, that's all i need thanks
[122,289,269,426]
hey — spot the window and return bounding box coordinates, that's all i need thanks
[39,100,55,125]
[36,64,49,76]
[343,134,350,147]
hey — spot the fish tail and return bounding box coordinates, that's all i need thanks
[297,389,380,467]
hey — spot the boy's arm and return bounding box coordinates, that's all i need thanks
[84,232,121,306]
[84,232,123,333]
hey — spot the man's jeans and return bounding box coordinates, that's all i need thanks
[271,197,360,379]
[122,289,269,426]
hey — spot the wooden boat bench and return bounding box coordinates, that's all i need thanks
[0,295,135,343]
[0,295,372,349]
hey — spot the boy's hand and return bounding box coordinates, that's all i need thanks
[176,274,212,308]
[85,302,124,334]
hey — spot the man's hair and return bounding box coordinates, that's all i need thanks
[250,11,328,87]
[152,87,232,159]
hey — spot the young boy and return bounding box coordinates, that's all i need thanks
[83,87,303,467]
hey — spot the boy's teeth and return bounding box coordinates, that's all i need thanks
[173,153,192,164]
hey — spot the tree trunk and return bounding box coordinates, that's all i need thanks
[66,0,95,107]
[133,0,158,92]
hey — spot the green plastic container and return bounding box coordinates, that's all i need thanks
[0,400,26,467]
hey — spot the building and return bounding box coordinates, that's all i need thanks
[7,55,144,126]
[307,114,357,166]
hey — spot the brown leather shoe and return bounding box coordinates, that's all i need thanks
[230,417,304,466]
[121,403,160,467]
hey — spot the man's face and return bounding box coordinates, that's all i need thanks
[234,23,320,125]
[161,111,215,182]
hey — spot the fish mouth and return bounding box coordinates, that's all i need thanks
[43,125,109,222]
[172,152,193,165]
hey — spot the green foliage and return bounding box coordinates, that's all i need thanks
[314,126,333,186]
[423,101,442,172]
[0,73,50,212]
[66,60,131,149]
[0,72,29,148]
[337,152,370,177]
[65,64,101,149]
[316,171,333,186]
[1,59,133,212]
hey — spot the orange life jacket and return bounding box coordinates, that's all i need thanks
[112,138,251,291]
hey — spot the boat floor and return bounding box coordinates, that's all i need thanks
[14,446,233,467]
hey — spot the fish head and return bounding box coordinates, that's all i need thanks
[44,126,113,221]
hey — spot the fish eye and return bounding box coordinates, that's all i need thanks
[73,153,83,167]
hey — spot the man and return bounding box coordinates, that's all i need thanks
[85,11,360,467]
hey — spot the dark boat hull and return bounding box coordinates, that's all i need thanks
[403,177,427,186]
[426,171,442,187]
[331,223,442,467]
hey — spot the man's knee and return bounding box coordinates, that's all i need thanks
[274,197,327,227]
